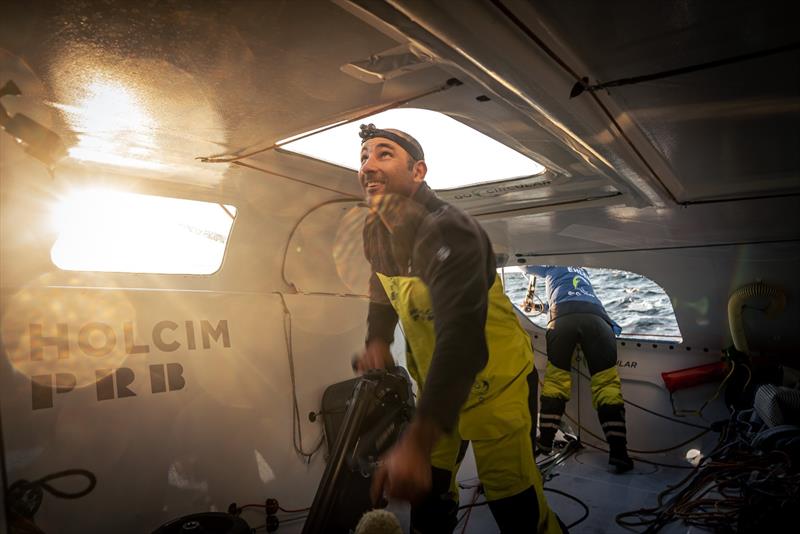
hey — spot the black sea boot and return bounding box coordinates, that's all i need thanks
[537,397,566,454]
[598,404,633,473]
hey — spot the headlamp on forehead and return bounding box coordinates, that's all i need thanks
[359,123,424,161]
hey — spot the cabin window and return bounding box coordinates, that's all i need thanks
[50,189,236,274]
[278,108,545,190]
[500,266,682,341]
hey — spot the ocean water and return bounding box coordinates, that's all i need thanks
[499,267,682,340]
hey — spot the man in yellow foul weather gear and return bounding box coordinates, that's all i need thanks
[354,123,565,533]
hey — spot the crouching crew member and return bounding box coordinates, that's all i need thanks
[526,265,634,473]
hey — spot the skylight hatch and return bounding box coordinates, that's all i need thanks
[279,108,545,190]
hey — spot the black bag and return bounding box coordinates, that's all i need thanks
[302,367,414,534]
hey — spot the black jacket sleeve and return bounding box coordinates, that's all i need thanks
[363,216,399,345]
[366,290,397,344]
[412,207,493,433]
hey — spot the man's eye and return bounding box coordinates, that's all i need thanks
[379,151,391,158]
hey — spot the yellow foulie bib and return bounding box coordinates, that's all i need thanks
[377,273,534,440]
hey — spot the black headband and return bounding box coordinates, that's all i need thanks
[359,123,424,161]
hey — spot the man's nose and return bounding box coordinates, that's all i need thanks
[360,152,379,174]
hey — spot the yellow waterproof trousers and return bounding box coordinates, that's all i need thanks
[377,273,562,534]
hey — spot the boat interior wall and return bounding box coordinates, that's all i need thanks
[1,287,368,532]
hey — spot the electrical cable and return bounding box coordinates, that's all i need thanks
[550,356,712,431]
[36,469,97,499]
[219,203,236,220]
[616,429,728,531]
[544,487,589,529]
[623,396,710,430]
[578,440,695,470]
[279,505,311,513]
[456,484,483,532]
[275,292,325,462]
[272,195,376,464]
[457,500,487,511]
[280,197,363,292]
[7,469,97,527]
[615,412,800,532]
[570,362,713,430]
[741,362,752,391]
[561,408,710,456]
[573,41,800,95]
[233,160,359,198]
[453,472,591,529]
[456,481,486,511]
[9,469,97,500]
[232,502,311,514]
[538,437,582,478]
[250,513,309,533]
[237,504,265,512]
[668,360,736,420]
[234,500,310,533]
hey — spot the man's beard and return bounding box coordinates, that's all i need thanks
[363,193,427,276]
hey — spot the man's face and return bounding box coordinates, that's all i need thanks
[358,137,424,199]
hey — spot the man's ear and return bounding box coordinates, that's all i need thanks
[412,160,427,183]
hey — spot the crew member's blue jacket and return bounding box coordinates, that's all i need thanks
[525,265,622,335]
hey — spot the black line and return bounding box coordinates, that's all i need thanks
[219,203,235,220]
[232,161,360,198]
[273,146,358,174]
[680,191,800,206]
[544,487,590,529]
[587,42,800,92]
[489,0,582,79]
[280,198,364,290]
[514,238,800,258]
